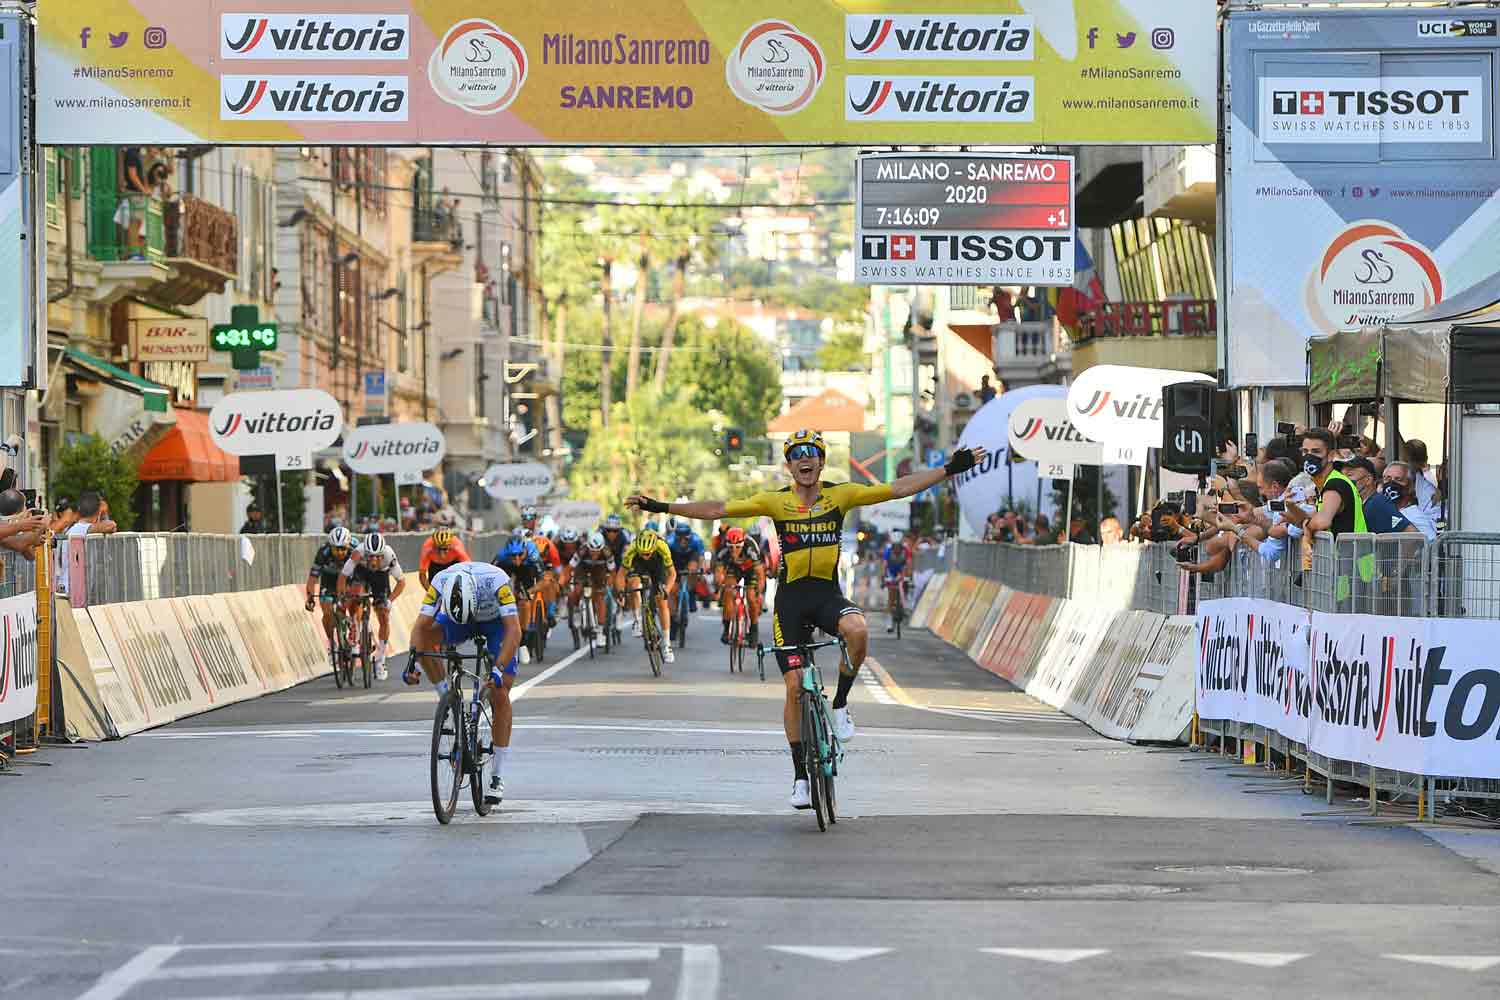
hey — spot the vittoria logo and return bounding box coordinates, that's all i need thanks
[220,14,410,60]
[845,15,1034,60]
[846,75,1033,121]
[344,422,448,474]
[209,389,344,456]
[725,20,825,115]
[1074,391,1111,418]
[220,75,408,121]
[213,410,337,435]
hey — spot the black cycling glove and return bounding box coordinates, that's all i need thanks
[944,448,978,477]
[637,495,669,514]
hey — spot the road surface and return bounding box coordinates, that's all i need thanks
[6,607,1500,999]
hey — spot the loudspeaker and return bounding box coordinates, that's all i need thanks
[1161,382,1228,475]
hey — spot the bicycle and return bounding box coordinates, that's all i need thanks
[756,636,848,831]
[671,568,704,649]
[408,638,497,825]
[725,577,750,675]
[887,576,909,640]
[628,573,665,678]
[329,600,356,689]
[516,580,548,665]
[334,593,375,689]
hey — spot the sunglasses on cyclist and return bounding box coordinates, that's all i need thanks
[787,444,824,461]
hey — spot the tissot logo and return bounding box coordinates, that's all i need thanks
[845,15,1034,60]
[861,232,1067,264]
[220,75,408,121]
[845,75,1034,121]
[220,14,410,60]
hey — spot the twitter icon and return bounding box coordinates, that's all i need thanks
[109,30,128,48]
[1116,31,1136,48]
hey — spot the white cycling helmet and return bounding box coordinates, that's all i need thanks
[890,529,904,542]
[328,526,353,549]
[587,530,606,549]
[438,569,478,624]
[560,527,580,543]
[362,532,385,555]
[512,526,531,540]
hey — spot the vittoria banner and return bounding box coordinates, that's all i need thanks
[1199,598,1500,779]
[0,591,39,726]
[37,1,1213,145]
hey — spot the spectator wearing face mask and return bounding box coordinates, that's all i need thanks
[1342,457,1418,536]
[1238,459,1299,563]
[1281,429,1362,538]
[1380,462,1437,541]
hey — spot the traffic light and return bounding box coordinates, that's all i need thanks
[724,427,744,452]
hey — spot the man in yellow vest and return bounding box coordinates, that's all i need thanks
[1281,428,1372,597]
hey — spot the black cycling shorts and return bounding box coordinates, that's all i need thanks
[348,569,391,607]
[317,574,342,599]
[770,579,862,675]
[629,561,669,594]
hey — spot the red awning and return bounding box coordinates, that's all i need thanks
[137,408,239,482]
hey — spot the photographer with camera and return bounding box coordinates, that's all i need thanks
[0,489,51,560]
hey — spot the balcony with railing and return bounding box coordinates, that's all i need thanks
[155,194,238,306]
[1069,298,1218,375]
[992,320,1071,386]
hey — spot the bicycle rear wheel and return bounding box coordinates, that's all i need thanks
[644,606,663,678]
[359,615,373,688]
[333,622,346,690]
[430,691,463,825]
[727,612,740,674]
[801,694,826,832]
[469,696,494,817]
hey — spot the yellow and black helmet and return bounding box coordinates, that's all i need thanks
[783,429,826,460]
[431,528,456,549]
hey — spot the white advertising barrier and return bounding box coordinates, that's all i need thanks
[0,591,38,726]
[545,501,603,533]
[910,572,947,630]
[1007,395,1105,474]
[1066,365,1214,450]
[484,462,555,503]
[53,605,113,741]
[1197,598,1313,745]
[209,389,343,465]
[1069,610,1166,740]
[343,421,447,477]
[952,383,1066,536]
[1125,616,1199,743]
[864,498,913,535]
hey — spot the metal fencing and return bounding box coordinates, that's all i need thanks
[66,530,511,607]
[954,532,1500,819]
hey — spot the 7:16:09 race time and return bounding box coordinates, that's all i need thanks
[855,151,1076,287]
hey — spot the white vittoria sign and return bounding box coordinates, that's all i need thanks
[0,591,38,726]
[1007,396,1105,473]
[544,500,603,533]
[864,498,913,534]
[209,389,343,458]
[1066,365,1214,451]
[483,462,555,503]
[1199,599,1500,780]
[342,422,447,477]
[855,151,1075,286]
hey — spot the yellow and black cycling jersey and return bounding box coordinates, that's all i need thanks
[621,534,673,573]
[724,481,892,584]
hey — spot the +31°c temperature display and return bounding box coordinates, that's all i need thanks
[212,325,278,350]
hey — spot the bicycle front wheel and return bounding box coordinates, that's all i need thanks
[469,697,494,817]
[359,616,373,688]
[801,693,827,831]
[430,691,463,825]
[727,613,740,674]
[644,609,663,678]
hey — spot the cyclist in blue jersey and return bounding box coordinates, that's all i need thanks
[494,528,544,664]
[881,528,915,632]
[668,520,706,612]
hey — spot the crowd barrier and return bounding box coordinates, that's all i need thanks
[53,570,428,739]
[917,568,1197,743]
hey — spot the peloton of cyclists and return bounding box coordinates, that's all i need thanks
[337,531,407,681]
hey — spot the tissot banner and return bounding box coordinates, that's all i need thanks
[1199,599,1500,780]
[37,1,1213,145]
[1225,8,1500,387]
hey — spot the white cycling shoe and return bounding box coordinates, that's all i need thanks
[662,644,675,664]
[485,775,504,805]
[631,619,643,638]
[519,646,531,665]
[789,779,812,810]
[832,706,855,743]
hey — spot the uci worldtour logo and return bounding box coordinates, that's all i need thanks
[221,75,408,120]
[845,15,1034,60]
[214,410,338,436]
[221,14,410,60]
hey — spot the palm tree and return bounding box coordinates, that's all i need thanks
[653,198,721,393]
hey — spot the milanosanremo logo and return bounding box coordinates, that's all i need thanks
[428,19,528,115]
[725,20,825,115]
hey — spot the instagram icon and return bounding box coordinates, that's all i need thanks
[143,25,168,49]
[1150,27,1174,49]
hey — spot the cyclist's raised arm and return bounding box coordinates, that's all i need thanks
[886,446,987,500]
[628,495,726,521]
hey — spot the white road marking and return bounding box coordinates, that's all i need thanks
[676,944,721,1000]
[154,950,663,979]
[172,982,651,999]
[981,948,1109,964]
[1188,952,1308,968]
[513,644,592,701]
[75,945,181,1000]
[175,799,761,828]
[1386,955,1500,972]
[767,946,893,962]
[860,673,896,706]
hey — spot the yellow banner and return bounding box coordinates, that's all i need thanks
[38,1,1213,145]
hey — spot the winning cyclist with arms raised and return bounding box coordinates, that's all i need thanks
[629,429,983,809]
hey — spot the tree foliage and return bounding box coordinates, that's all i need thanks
[668,317,782,439]
[52,434,139,531]
[568,389,733,525]
[815,329,867,371]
